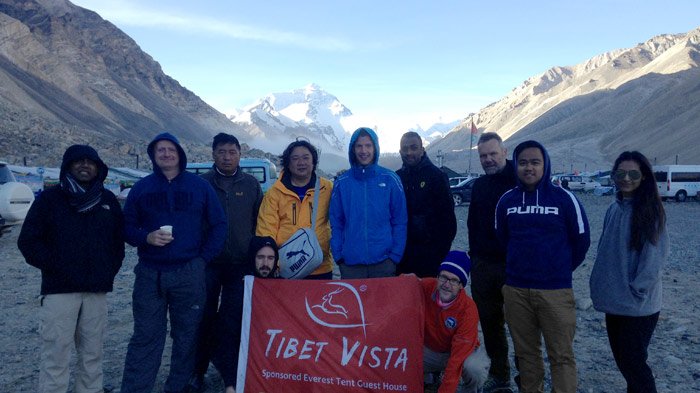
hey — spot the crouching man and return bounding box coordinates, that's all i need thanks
[421,251,489,393]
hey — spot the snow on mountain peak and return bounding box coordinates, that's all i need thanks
[230,84,354,153]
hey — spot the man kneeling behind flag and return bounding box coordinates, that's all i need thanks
[419,250,490,393]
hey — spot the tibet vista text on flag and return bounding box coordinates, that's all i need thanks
[236,275,425,392]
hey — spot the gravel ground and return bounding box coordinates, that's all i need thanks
[1,193,699,392]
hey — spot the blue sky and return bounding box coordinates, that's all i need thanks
[72,0,700,150]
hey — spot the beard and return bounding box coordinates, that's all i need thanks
[257,267,271,277]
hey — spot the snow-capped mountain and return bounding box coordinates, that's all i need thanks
[230,84,353,156]
[408,120,461,144]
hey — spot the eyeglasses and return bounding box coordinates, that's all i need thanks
[437,274,462,287]
[613,169,642,181]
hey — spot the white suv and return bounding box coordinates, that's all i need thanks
[554,175,600,192]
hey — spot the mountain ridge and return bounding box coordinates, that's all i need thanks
[0,0,249,168]
[427,27,700,173]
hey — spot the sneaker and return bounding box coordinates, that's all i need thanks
[482,376,514,393]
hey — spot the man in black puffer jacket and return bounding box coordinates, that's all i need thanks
[396,132,457,277]
[18,145,124,393]
[467,132,517,393]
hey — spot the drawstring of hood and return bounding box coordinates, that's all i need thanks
[520,189,540,207]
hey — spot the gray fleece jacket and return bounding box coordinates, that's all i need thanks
[589,197,669,316]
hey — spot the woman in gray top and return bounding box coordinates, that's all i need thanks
[590,151,668,393]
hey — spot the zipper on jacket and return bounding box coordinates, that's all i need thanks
[309,201,313,225]
[292,202,297,225]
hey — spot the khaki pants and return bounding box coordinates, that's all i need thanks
[502,285,577,393]
[39,292,107,393]
[423,345,490,393]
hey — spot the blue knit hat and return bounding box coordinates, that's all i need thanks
[439,250,471,286]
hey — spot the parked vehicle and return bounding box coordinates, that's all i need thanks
[451,178,476,206]
[552,175,600,192]
[0,162,35,222]
[186,158,278,192]
[653,165,700,202]
[448,176,471,187]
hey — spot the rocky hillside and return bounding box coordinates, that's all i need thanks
[0,0,248,168]
[428,27,700,173]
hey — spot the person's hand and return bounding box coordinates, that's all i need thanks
[147,229,174,246]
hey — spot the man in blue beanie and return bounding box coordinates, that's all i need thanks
[120,132,227,393]
[420,250,489,393]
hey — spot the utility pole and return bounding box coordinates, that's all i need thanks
[129,152,139,169]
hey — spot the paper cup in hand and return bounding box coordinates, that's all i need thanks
[160,225,173,235]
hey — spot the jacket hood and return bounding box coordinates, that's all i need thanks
[248,236,280,278]
[348,127,379,167]
[512,140,551,192]
[147,132,187,174]
[59,144,108,184]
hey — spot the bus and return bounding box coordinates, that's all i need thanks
[653,165,700,202]
[186,158,278,192]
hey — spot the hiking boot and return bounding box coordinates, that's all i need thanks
[482,376,514,393]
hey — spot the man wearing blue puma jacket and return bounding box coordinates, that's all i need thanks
[495,140,590,393]
[330,127,407,278]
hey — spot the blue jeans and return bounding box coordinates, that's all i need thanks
[121,258,206,393]
[606,312,660,393]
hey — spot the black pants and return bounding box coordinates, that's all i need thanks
[193,263,246,387]
[470,257,510,382]
[121,259,205,393]
[606,312,660,393]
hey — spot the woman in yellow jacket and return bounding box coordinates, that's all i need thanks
[256,140,334,279]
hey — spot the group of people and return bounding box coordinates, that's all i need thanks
[17,125,667,393]
[465,134,667,393]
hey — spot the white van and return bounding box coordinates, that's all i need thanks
[186,158,278,192]
[653,165,700,202]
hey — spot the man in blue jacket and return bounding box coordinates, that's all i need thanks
[495,140,590,393]
[330,127,407,278]
[120,132,227,393]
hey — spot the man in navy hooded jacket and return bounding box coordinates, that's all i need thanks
[495,140,590,393]
[120,132,226,393]
[330,127,407,278]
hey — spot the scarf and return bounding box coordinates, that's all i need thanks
[61,173,103,213]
